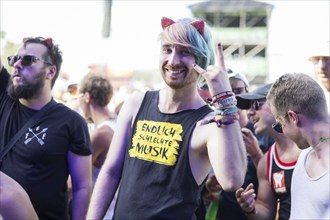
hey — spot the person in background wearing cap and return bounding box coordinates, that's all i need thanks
[201,72,274,220]
[227,70,250,128]
[308,41,330,110]
[235,83,301,220]
[227,71,274,165]
[267,73,329,219]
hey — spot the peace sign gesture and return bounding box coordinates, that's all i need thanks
[193,43,232,96]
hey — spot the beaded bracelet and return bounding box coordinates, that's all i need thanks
[216,96,237,107]
[211,91,235,101]
[209,118,236,127]
[209,113,239,127]
[212,100,237,110]
[214,106,238,116]
[208,94,233,103]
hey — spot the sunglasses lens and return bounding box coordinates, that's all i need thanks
[272,122,283,133]
[8,56,17,67]
[21,56,34,66]
[7,55,35,67]
[252,101,259,111]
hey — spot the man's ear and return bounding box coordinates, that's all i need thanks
[288,110,300,126]
[47,66,57,78]
[83,92,91,103]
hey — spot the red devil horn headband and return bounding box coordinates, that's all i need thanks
[161,17,205,35]
[161,17,175,29]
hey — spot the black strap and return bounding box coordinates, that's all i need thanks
[0,99,57,163]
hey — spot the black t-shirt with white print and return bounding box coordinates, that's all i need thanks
[0,67,92,220]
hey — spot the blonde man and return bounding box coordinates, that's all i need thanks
[267,73,329,219]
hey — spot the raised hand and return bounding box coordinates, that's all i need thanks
[193,43,232,96]
[241,128,261,155]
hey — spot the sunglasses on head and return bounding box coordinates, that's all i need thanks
[250,100,266,111]
[7,55,53,67]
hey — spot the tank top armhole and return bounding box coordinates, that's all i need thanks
[266,144,273,183]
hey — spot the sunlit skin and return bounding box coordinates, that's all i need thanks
[159,42,198,89]
[247,99,275,136]
[311,56,330,91]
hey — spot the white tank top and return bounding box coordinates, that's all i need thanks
[290,147,330,219]
[97,119,116,130]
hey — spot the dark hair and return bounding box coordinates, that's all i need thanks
[23,37,63,88]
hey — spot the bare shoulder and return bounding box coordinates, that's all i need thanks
[112,91,148,143]
[93,125,114,137]
[118,91,147,122]
[127,91,146,105]
[91,126,114,147]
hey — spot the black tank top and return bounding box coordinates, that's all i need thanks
[267,143,296,220]
[113,90,212,220]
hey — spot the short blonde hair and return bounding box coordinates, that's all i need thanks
[267,73,328,120]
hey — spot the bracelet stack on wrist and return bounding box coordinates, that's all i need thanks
[207,91,239,127]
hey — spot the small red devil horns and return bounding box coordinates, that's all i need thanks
[161,17,175,29]
[161,17,204,36]
[190,20,204,35]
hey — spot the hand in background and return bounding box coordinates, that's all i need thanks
[235,183,256,214]
[241,128,263,167]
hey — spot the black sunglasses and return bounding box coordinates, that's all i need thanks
[251,100,266,111]
[272,121,283,133]
[272,112,294,133]
[7,55,53,67]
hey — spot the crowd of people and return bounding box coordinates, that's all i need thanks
[0,16,329,220]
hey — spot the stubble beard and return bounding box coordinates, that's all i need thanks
[163,69,198,90]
